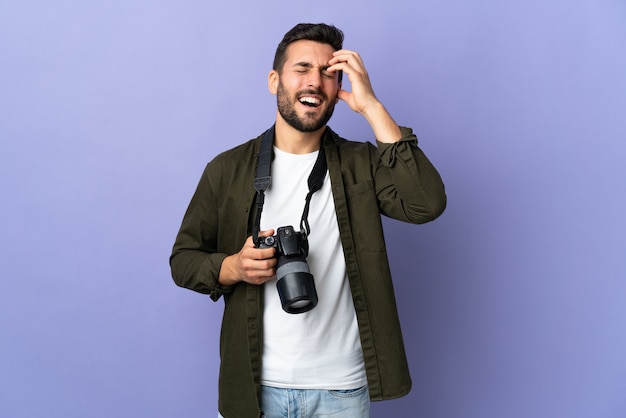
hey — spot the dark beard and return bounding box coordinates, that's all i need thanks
[276,84,336,133]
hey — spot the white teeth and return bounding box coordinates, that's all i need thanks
[299,97,320,105]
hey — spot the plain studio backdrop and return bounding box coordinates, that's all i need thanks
[1,1,625,417]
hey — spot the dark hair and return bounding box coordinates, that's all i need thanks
[273,23,344,81]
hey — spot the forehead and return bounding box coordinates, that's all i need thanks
[283,40,335,66]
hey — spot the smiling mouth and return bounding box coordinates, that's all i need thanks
[299,96,322,108]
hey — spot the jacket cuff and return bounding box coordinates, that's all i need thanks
[207,253,236,301]
[210,283,235,301]
[376,126,418,167]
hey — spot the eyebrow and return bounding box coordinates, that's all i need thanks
[293,62,332,72]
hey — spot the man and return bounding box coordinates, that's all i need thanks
[170,23,446,418]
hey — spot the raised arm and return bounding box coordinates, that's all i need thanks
[328,49,402,143]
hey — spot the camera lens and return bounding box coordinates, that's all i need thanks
[289,300,311,309]
[276,255,318,314]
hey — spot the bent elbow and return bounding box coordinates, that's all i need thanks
[408,189,447,224]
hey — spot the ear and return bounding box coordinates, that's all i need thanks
[335,81,342,103]
[268,70,279,94]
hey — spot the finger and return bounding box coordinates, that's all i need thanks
[239,254,275,280]
[243,254,276,271]
[257,246,276,260]
[331,49,361,61]
[247,274,276,286]
[330,50,365,70]
[328,60,369,88]
[242,244,275,261]
[328,59,356,75]
[245,229,275,248]
[254,229,276,256]
[241,267,274,285]
[242,258,276,285]
[336,89,351,103]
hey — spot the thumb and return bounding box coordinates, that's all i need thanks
[259,229,275,237]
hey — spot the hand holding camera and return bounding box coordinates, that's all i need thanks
[217,229,277,287]
[257,226,318,314]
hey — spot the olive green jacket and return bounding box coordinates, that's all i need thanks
[170,126,446,418]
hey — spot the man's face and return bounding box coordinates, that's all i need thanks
[270,40,341,133]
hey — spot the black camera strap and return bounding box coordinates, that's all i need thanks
[253,125,327,243]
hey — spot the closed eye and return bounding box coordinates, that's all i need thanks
[294,62,312,73]
[292,63,337,80]
[321,65,335,79]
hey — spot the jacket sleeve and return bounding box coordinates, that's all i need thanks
[169,162,235,301]
[375,126,446,223]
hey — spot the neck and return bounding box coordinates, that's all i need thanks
[273,113,325,154]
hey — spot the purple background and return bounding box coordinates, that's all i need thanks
[1,1,625,417]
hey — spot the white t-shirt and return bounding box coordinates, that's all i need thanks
[260,146,367,390]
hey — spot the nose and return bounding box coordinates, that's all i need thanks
[306,69,323,88]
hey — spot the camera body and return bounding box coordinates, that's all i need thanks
[258,225,309,258]
[257,226,318,314]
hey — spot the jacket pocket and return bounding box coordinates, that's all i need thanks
[344,179,374,199]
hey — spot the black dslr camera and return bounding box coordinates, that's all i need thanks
[257,226,318,314]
